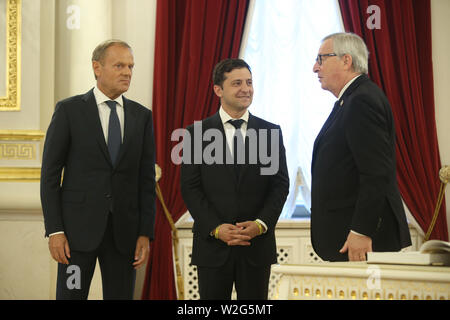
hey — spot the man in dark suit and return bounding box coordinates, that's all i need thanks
[40,40,156,299]
[311,32,411,262]
[180,59,289,299]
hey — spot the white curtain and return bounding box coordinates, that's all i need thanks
[241,0,344,218]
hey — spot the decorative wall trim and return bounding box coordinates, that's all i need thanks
[0,167,40,181]
[0,130,44,141]
[0,0,21,111]
[0,143,36,160]
[271,263,449,300]
[0,130,45,181]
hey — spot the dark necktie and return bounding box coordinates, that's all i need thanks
[228,119,245,178]
[106,100,122,166]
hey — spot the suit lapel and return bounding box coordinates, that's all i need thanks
[209,112,237,184]
[81,89,111,165]
[312,100,340,165]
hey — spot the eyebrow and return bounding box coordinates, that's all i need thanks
[231,78,252,83]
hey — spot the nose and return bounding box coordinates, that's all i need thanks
[313,61,320,73]
[123,66,132,77]
[241,83,251,93]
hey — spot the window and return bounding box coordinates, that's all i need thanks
[241,0,344,218]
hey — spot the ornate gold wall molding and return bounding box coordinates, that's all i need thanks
[0,167,40,181]
[0,130,44,181]
[0,0,21,111]
[271,263,449,300]
[0,130,44,141]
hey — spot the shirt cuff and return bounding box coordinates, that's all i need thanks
[49,231,65,237]
[256,219,268,233]
[350,230,366,237]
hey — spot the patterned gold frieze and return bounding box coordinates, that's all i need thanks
[0,0,21,111]
[0,143,35,160]
[0,129,44,181]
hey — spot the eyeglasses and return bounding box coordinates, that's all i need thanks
[316,53,337,66]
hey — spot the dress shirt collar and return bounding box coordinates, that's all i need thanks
[219,106,249,125]
[337,74,361,100]
[93,86,124,107]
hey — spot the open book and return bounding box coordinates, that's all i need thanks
[367,240,450,266]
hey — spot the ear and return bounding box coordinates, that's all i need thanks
[92,60,101,79]
[213,85,223,98]
[343,54,353,71]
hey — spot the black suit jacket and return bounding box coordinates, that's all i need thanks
[311,75,411,261]
[180,112,289,267]
[40,89,156,255]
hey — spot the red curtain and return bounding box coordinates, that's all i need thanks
[141,0,250,300]
[338,0,448,241]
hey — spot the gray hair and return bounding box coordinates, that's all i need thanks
[92,39,132,63]
[92,39,132,79]
[323,32,369,74]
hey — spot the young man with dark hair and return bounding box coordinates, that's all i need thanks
[181,58,289,300]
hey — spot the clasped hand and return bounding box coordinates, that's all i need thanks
[216,221,261,246]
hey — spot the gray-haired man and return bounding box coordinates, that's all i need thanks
[41,40,156,299]
[310,32,411,262]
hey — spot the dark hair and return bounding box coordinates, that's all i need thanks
[212,58,252,87]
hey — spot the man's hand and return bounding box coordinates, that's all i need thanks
[216,224,251,246]
[236,221,262,240]
[339,231,372,261]
[49,233,71,265]
[133,236,150,270]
